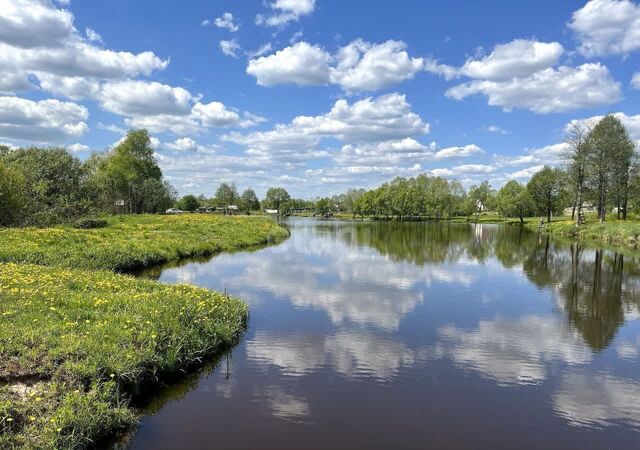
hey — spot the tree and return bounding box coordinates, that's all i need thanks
[566,119,592,226]
[0,161,25,226]
[496,180,534,223]
[215,183,238,211]
[527,166,566,222]
[1,146,90,225]
[467,181,495,220]
[89,129,168,214]
[239,188,260,213]
[585,115,634,222]
[607,118,636,219]
[176,194,200,212]
[264,187,290,211]
[315,198,331,215]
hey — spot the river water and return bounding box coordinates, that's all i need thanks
[122,218,640,449]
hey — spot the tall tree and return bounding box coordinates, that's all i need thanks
[566,120,592,226]
[496,180,534,223]
[263,187,290,211]
[586,115,633,222]
[215,182,238,210]
[0,160,25,226]
[607,117,636,219]
[239,188,260,213]
[527,166,566,222]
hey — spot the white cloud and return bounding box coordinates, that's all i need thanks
[632,72,640,89]
[0,0,74,48]
[68,142,89,152]
[329,39,425,92]
[248,39,426,92]
[334,138,435,166]
[247,41,331,87]
[213,12,240,32]
[224,93,428,165]
[434,144,484,160]
[485,125,509,134]
[256,0,316,27]
[460,39,564,80]
[0,71,33,94]
[162,137,218,154]
[85,27,102,43]
[569,0,640,57]
[429,164,495,178]
[99,80,192,116]
[446,63,621,113]
[0,96,88,143]
[36,73,102,100]
[0,0,168,101]
[246,43,273,58]
[219,39,241,58]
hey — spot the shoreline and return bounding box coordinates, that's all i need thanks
[0,214,289,449]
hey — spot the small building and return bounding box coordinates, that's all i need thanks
[227,205,239,215]
[265,209,278,215]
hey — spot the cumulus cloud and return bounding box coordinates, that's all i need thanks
[68,142,89,152]
[213,12,240,32]
[329,39,425,92]
[484,125,509,134]
[256,0,316,27]
[434,144,484,160]
[247,41,331,86]
[446,63,621,113]
[219,39,241,58]
[162,137,218,154]
[0,0,168,106]
[569,0,640,57]
[460,39,564,80]
[247,39,425,92]
[0,96,88,143]
[99,80,192,116]
[224,93,428,166]
[632,72,640,89]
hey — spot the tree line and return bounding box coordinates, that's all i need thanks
[310,114,638,224]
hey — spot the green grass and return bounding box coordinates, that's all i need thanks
[528,217,640,248]
[0,214,289,448]
[0,214,289,271]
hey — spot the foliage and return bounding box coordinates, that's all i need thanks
[214,183,238,207]
[0,160,25,226]
[176,195,200,212]
[527,166,566,221]
[0,147,92,226]
[263,187,290,211]
[496,180,534,223]
[0,214,289,272]
[239,188,260,213]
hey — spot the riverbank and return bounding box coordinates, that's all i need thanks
[0,214,288,448]
[0,214,289,271]
[526,218,640,248]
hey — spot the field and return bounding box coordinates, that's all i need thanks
[0,214,289,271]
[0,214,288,448]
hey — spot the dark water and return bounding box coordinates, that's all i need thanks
[123,219,640,449]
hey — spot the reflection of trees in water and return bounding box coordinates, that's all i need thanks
[330,221,640,352]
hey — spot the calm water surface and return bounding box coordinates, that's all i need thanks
[123,218,640,449]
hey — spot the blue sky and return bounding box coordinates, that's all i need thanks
[1,0,639,198]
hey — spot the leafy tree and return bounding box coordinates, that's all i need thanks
[467,181,495,220]
[585,115,633,222]
[239,188,260,213]
[176,194,200,212]
[0,161,25,226]
[527,166,566,222]
[89,129,168,214]
[496,180,534,223]
[566,120,592,225]
[215,182,238,209]
[1,146,90,225]
[264,187,290,211]
[315,198,331,215]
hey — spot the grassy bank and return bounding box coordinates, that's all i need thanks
[527,218,640,248]
[0,214,288,448]
[0,214,289,271]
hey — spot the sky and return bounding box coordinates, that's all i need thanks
[1,0,639,198]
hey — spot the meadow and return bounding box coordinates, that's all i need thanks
[0,214,289,271]
[0,214,288,448]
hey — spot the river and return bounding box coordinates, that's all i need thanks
[120,218,640,449]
